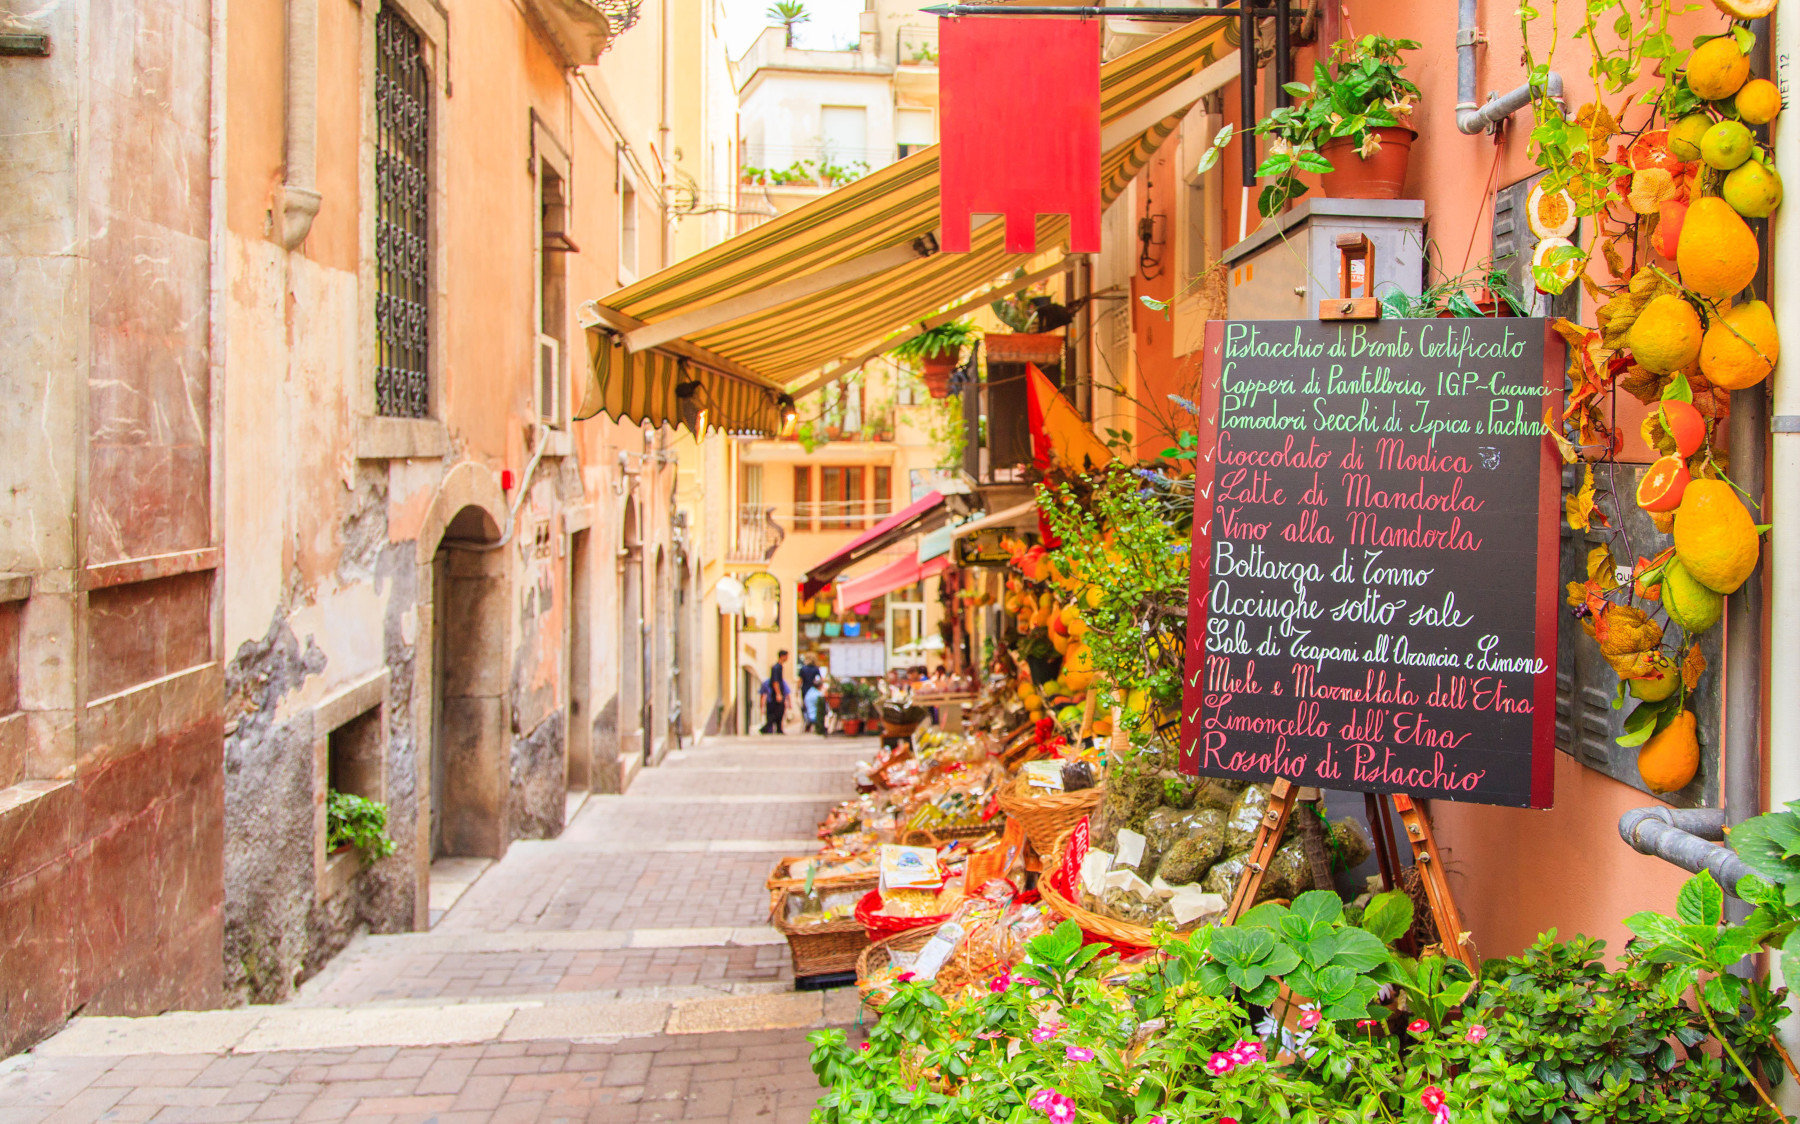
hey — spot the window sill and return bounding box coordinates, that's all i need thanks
[357,416,448,461]
[320,847,365,902]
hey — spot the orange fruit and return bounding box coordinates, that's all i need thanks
[1669,113,1712,162]
[1653,199,1687,260]
[1638,710,1700,794]
[1629,295,1703,374]
[1532,237,1584,293]
[1699,299,1780,390]
[1722,160,1783,218]
[1677,197,1760,298]
[1712,0,1776,17]
[1672,478,1760,593]
[1687,37,1751,102]
[1736,79,1782,126]
[1637,454,1691,512]
[1659,399,1706,457]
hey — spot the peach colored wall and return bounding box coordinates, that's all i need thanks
[1135,0,1734,957]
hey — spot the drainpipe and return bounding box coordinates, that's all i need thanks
[1455,0,1564,135]
[1769,10,1800,1064]
[1618,807,1756,896]
[276,0,322,249]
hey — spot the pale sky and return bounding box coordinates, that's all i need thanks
[723,0,865,59]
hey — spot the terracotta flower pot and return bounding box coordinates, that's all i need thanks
[1435,290,1517,319]
[919,348,962,399]
[841,718,864,736]
[1319,126,1416,200]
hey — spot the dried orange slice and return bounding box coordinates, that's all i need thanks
[1637,454,1690,513]
[1527,181,1577,239]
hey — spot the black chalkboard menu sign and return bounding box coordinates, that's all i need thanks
[1178,318,1563,809]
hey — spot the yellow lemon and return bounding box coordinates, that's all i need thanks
[1628,651,1682,701]
[1661,559,1724,634]
[1699,299,1779,390]
[1673,478,1760,594]
[1669,113,1713,161]
[1722,160,1783,218]
[1687,36,1751,101]
[1677,197,1760,298]
[1700,119,1755,170]
[1627,294,1703,374]
[1638,710,1700,794]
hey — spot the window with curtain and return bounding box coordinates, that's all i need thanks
[792,465,813,532]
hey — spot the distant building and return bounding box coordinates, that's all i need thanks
[735,0,941,225]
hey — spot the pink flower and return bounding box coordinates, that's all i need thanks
[1408,1018,1430,1034]
[859,1042,870,1051]
[1465,1023,1488,1043]
[897,971,915,983]
[1065,1045,1095,1062]
[1149,1118,1165,1124]
[1356,1018,1379,1030]
[1298,1008,1321,1030]
[1421,1086,1447,1113]
[1029,1088,1075,1124]
[1228,1039,1264,1065]
[1018,976,1043,987]
[990,972,1013,993]
[1205,1051,1235,1077]
[976,1030,1002,1040]
[1221,1119,1240,1124]
[1031,1024,1060,1043]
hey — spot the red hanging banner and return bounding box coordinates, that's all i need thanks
[937,17,1101,254]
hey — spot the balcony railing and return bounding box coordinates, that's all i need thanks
[792,498,896,534]
[730,505,784,563]
[896,25,938,66]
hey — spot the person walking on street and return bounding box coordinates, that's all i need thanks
[761,649,791,734]
[796,655,823,732]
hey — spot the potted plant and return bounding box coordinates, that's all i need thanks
[1377,259,1531,319]
[1251,33,1422,217]
[889,320,979,399]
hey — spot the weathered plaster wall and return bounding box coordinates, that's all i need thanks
[0,0,225,1054]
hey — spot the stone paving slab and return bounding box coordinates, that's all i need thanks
[1,1026,862,1123]
[0,734,866,1121]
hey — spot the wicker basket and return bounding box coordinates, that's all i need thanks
[770,884,872,978]
[901,821,998,846]
[854,926,937,1010]
[996,775,1103,856]
[1036,829,1191,953]
[764,855,878,896]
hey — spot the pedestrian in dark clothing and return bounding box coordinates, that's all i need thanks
[761,650,791,734]
[796,656,822,731]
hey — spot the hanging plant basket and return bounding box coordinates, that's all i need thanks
[1319,126,1416,200]
[919,348,962,398]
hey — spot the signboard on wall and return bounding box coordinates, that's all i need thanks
[1178,318,1563,809]
[828,640,888,679]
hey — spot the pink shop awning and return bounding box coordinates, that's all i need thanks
[799,491,947,599]
[835,552,954,615]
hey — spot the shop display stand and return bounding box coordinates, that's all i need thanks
[1224,779,1476,972]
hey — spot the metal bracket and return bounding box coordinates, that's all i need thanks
[1454,26,1485,48]
[1772,415,1800,434]
[0,31,51,56]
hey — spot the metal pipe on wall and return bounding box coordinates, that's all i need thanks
[1454,0,1564,134]
[1618,807,1756,895]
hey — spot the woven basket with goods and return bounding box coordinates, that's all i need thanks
[770,882,872,978]
[764,854,879,895]
[996,773,1103,856]
[1037,829,1179,954]
[856,888,952,942]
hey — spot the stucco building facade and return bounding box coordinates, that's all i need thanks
[0,0,737,1053]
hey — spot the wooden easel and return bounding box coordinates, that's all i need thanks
[1223,778,1477,972]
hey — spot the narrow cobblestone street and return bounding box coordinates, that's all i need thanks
[0,736,866,1123]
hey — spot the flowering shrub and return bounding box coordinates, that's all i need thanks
[810,892,1776,1123]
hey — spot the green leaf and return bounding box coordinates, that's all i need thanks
[1676,871,1725,927]
[1237,901,1289,930]
[1291,891,1343,930]
[1662,371,1694,404]
[1730,816,1800,886]
[1137,295,1169,312]
[1623,911,1686,948]
[1327,927,1393,973]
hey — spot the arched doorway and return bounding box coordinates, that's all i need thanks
[618,496,643,766]
[430,505,510,859]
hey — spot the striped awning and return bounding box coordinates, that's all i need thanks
[580,17,1238,415]
[574,336,784,434]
